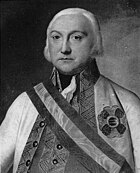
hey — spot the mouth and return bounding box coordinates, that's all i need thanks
[59,57,74,62]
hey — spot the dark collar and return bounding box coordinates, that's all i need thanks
[50,59,100,90]
[80,59,100,85]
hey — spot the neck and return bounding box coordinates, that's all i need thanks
[58,72,73,90]
[51,59,100,90]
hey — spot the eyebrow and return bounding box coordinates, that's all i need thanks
[50,30,88,36]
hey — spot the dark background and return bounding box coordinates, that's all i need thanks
[1,0,140,124]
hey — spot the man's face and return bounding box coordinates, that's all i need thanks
[47,14,94,75]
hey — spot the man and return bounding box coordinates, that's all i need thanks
[0,8,140,173]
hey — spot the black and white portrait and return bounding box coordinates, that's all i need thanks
[1,1,140,173]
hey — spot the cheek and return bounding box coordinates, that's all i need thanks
[49,42,61,55]
[72,44,91,58]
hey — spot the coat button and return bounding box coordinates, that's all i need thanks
[26,160,31,166]
[52,159,58,165]
[39,121,45,127]
[33,141,38,147]
[56,144,63,150]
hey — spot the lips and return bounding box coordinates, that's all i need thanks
[60,59,73,61]
[59,57,73,60]
[58,57,74,62]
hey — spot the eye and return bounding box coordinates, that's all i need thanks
[72,35,83,41]
[51,35,61,40]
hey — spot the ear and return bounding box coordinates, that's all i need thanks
[89,45,97,59]
[89,40,103,58]
[44,46,51,62]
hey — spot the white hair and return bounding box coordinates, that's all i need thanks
[44,8,103,61]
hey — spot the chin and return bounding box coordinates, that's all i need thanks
[58,69,74,75]
[57,67,84,76]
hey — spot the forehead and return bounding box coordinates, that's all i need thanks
[49,14,93,33]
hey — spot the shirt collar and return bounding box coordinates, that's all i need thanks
[50,59,100,92]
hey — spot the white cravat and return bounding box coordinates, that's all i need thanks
[61,76,76,103]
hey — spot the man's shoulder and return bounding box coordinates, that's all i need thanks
[13,80,45,108]
[7,91,37,118]
[98,75,140,109]
[11,92,30,108]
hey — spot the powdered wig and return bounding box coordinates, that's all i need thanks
[44,8,103,61]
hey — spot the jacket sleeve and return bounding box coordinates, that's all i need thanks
[0,92,27,173]
[124,93,140,173]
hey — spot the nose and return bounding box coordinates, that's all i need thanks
[61,40,71,55]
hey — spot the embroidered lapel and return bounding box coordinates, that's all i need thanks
[51,59,100,131]
[79,59,100,131]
